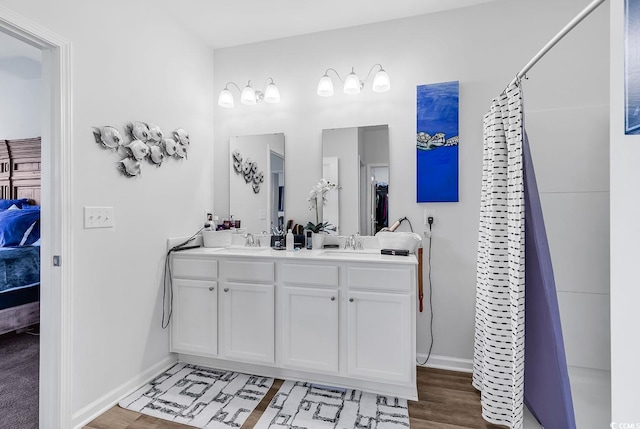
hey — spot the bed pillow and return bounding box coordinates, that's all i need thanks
[0,198,30,210]
[0,207,40,247]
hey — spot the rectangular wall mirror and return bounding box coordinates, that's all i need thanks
[322,125,389,236]
[229,133,285,234]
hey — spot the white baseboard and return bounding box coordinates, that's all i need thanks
[417,353,473,373]
[71,355,177,429]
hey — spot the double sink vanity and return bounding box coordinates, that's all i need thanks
[171,124,417,398]
[169,243,418,400]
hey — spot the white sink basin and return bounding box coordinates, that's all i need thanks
[216,246,270,254]
[321,249,379,255]
[317,249,382,260]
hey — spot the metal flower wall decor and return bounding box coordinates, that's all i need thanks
[92,121,190,177]
[232,149,264,193]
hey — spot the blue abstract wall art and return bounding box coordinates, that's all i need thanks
[416,81,459,202]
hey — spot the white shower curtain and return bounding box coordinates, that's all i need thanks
[473,81,525,429]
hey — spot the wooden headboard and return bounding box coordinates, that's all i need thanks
[0,137,41,205]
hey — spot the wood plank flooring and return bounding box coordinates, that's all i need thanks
[85,367,505,429]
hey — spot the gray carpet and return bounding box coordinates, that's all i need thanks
[0,330,39,429]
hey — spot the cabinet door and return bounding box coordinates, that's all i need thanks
[220,282,274,364]
[347,291,411,383]
[281,286,339,373]
[171,279,217,357]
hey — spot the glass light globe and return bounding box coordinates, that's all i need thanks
[372,69,391,92]
[264,82,280,103]
[218,88,234,108]
[343,69,361,95]
[240,84,257,105]
[317,74,334,97]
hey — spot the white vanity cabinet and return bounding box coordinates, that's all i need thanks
[219,259,275,364]
[280,263,340,374]
[345,266,413,384]
[170,256,219,357]
[170,248,418,400]
[346,291,412,382]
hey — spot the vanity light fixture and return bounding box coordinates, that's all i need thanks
[317,64,390,97]
[218,78,281,108]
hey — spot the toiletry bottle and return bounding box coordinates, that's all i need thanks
[286,229,294,251]
[305,230,313,250]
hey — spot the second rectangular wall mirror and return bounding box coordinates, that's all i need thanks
[322,125,389,236]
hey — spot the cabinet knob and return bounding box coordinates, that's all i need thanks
[224,288,229,292]
[349,298,354,302]
[331,296,336,301]
[208,287,214,291]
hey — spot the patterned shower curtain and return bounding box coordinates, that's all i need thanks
[473,81,525,429]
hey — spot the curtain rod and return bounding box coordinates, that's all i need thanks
[509,0,607,86]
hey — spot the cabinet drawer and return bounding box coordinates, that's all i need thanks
[347,266,412,292]
[223,260,274,283]
[282,263,339,287]
[172,257,218,279]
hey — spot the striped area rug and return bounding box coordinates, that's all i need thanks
[253,380,409,429]
[119,362,273,428]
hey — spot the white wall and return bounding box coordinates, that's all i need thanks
[524,9,610,370]
[212,0,610,368]
[0,0,215,422]
[610,0,640,422]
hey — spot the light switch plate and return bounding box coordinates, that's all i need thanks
[84,206,114,229]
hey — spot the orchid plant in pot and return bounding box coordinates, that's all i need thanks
[306,178,336,236]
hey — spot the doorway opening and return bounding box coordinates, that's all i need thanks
[0,7,72,427]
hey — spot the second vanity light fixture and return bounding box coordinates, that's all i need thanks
[317,64,390,97]
[218,78,280,108]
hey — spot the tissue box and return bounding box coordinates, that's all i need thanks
[375,231,422,254]
[202,230,232,248]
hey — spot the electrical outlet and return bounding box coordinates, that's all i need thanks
[424,208,436,225]
[84,206,114,229]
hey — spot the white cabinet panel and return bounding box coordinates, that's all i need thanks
[347,290,411,384]
[281,286,339,373]
[281,263,339,286]
[171,279,217,357]
[172,257,218,279]
[221,282,274,364]
[347,266,412,292]
[223,260,274,283]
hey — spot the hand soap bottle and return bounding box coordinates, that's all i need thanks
[286,229,294,251]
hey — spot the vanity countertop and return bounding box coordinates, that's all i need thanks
[174,246,418,265]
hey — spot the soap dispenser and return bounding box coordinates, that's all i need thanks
[286,229,294,251]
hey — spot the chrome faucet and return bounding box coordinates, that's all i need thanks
[344,233,363,250]
[244,233,260,247]
[345,235,355,250]
[355,232,363,250]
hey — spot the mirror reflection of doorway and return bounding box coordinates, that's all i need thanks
[369,165,389,235]
[270,151,284,232]
[322,124,389,236]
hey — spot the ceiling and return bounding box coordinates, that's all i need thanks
[156,0,497,49]
[0,0,496,65]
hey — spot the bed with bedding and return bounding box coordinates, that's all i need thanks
[0,137,41,335]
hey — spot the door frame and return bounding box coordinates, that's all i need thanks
[0,6,72,428]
